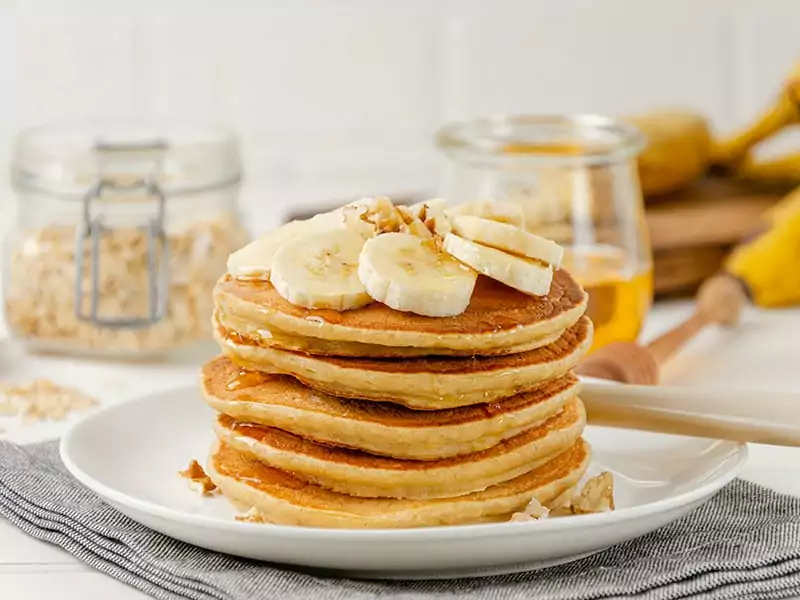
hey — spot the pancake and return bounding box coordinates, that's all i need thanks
[213,397,585,499]
[213,310,564,358]
[207,438,591,528]
[214,270,587,356]
[201,356,582,459]
[215,316,593,410]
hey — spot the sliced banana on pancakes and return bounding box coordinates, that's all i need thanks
[270,228,372,311]
[451,215,563,268]
[228,196,565,313]
[227,206,376,280]
[443,233,554,297]
[444,200,526,227]
[358,232,477,317]
[227,212,344,280]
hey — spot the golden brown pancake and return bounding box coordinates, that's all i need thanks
[213,397,585,499]
[215,316,593,409]
[214,271,587,356]
[206,438,591,528]
[201,356,582,459]
[212,311,564,358]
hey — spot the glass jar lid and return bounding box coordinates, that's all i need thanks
[11,120,242,199]
[435,114,646,168]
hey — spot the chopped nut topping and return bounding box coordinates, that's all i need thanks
[510,495,551,522]
[550,472,616,517]
[571,472,615,514]
[179,459,218,496]
[512,473,616,522]
[0,380,98,424]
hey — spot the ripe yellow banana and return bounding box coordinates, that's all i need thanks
[712,60,800,169]
[625,109,713,196]
[726,185,800,307]
[732,151,800,185]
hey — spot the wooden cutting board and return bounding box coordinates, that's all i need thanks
[646,176,793,296]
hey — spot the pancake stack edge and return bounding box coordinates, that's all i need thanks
[200,272,596,529]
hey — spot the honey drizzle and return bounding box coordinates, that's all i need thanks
[226,369,270,391]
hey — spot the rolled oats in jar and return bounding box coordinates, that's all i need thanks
[4,121,248,356]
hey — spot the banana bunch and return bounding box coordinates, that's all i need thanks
[726,185,800,307]
[624,109,713,196]
[712,60,800,183]
[227,198,563,317]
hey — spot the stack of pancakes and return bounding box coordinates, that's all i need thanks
[202,270,594,528]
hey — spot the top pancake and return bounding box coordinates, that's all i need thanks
[214,270,587,355]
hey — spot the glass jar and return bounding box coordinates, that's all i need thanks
[4,121,249,357]
[435,114,653,352]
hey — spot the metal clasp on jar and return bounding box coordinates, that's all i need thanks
[74,141,170,328]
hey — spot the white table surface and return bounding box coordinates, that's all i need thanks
[2,300,800,600]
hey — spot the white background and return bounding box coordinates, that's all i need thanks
[2,0,800,232]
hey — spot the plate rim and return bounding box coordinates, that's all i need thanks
[60,384,749,541]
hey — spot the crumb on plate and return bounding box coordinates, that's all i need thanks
[179,459,219,496]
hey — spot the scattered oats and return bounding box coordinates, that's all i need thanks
[235,507,265,523]
[179,459,219,496]
[4,215,248,353]
[0,380,99,424]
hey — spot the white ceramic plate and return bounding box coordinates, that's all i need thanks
[60,386,747,580]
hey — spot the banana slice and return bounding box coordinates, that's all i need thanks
[358,232,477,317]
[443,233,553,297]
[445,200,525,227]
[226,211,348,280]
[451,216,563,268]
[270,229,372,310]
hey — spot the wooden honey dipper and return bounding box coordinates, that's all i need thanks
[574,273,800,447]
[576,273,749,385]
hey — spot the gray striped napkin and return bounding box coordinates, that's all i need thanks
[1,440,800,600]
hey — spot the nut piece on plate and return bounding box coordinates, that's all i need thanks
[178,459,219,496]
[510,496,551,522]
[550,472,616,516]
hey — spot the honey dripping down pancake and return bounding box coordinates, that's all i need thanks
[202,356,582,459]
[215,316,592,410]
[206,438,591,529]
[213,270,587,357]
[213,397,585,499]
